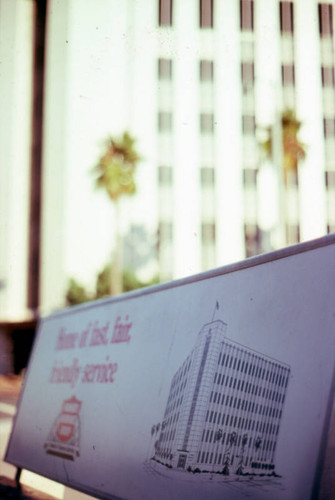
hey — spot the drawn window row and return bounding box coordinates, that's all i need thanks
[212,374,287,402]
[217,353,289,387]
[200,427,278,450]
[160,428,176,443]
[206,399,283,423]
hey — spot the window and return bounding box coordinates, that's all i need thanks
[159,0,173,26]
[240,0,254,31]
[158,111,172,132]
[200,167,215,186]
[282,64,295,86]
[321,66,335,87]
[241,62,254,91]
[324,117,335,137]
[200,113,215,133]
[201,222,216,244]
[280,1,294,34]
[325,170,335,187]
[158,58,172,80]
[318,3,333,37]
[200,0,214,28]
[243,168,257,186]
[242,115,256,135]
[244,223,262,257]
[158,221,173,243]
[286,223,300,244]
[158,166,173,185]
[200,60,214,81]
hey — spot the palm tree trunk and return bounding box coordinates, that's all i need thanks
[272,114,286,248]
[110,200,123,295]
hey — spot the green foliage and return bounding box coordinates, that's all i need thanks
[65,266,160,306]
[95,265,110,299]
[65,278,92,306]
[261,109,307,181]
[96,264,160,298]
[93,131,141,203]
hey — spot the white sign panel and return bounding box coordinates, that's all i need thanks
[6,236,335,499]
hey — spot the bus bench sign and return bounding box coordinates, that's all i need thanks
[5,235,335,500]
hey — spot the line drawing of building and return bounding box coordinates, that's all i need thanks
[154,317,291,476]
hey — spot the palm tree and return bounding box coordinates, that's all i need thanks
[259,109,307,247]
[250,435,262,471]
[261,109,307,185]
[222,431,237,475]
[93,131,141,295]
[236,433,248,475]
[212,428,223,472]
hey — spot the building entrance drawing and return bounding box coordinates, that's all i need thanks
[177,454,187,469]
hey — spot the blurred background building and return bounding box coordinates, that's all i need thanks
[1,0,334,326]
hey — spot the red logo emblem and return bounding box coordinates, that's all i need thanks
[45,396,82,461]
[56,396,82,442]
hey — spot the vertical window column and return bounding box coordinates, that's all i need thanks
[199,60,216,270]
[279,1,296,108]
[240,0,260,257]
[200,0,214,28]
[279,2,301,245]
[157,58,174,280]
[158,0,173,27]
[319,3,335,234]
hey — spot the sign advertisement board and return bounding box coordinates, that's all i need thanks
[5,236,335,499]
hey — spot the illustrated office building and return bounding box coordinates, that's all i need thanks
[155,320,290,474]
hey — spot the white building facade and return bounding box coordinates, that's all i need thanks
[155,319,291,475]
[1,0,335,318]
